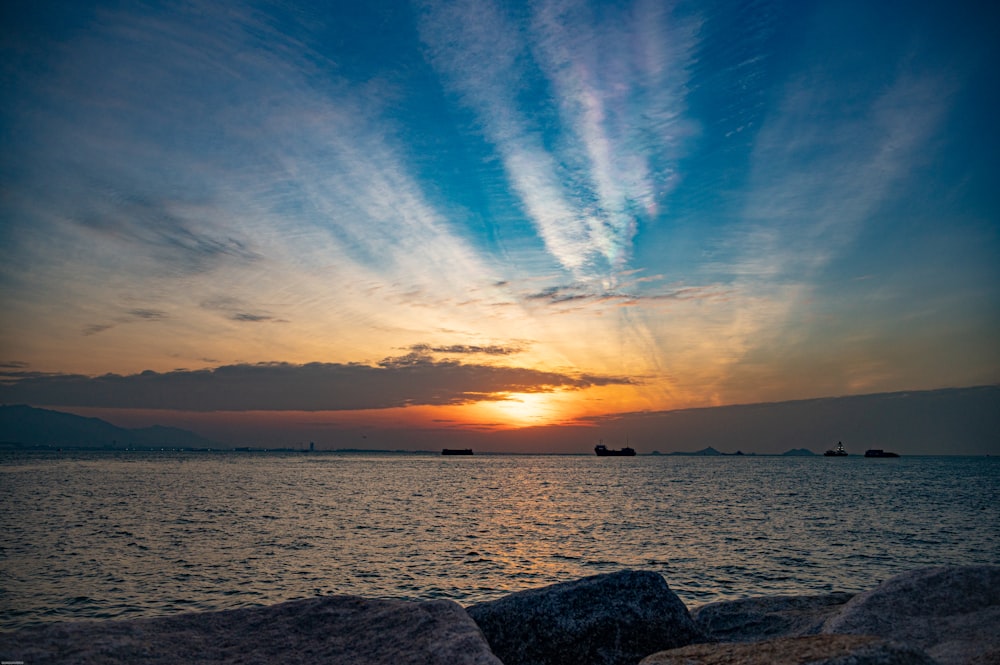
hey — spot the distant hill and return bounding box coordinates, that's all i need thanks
[668,446,724,456]
[783,448,817,456]
[555,385,999,456]
[0,405,215,448]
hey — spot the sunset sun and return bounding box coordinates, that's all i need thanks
[474,392,569,428]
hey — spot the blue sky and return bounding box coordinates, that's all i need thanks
[0,0,997,446]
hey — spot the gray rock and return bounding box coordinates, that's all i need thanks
[822,565,1000,665]
[693,592,855,642]
[467,569,703,665]
[0,595,502,665]
[639,634,937,665]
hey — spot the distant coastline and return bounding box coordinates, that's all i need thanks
[3,384,998,455]
[6,441,993,457]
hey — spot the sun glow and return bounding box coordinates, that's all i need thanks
[471,392,569,428]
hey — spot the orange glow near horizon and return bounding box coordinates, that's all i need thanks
[464,392,573,429]
[454,382,654,430]
[56,387,618,440]
[51,382,667,449]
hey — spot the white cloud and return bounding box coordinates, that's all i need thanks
[417,0,697,283]
[2,0,507,368]
[691,62,955,402]
[739,69,951,278]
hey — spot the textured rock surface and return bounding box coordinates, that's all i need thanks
[467,569,703,665]
[0,595,502,665]
[693,592,854,642]
[639,635,937,665]
[4,566,996,665]
[822,565,1000,665]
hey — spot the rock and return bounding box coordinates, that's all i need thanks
[467,569,703,665]
[639,634,937,665]
[693,592,854,642]
[822,565,1000,665]
[0,595,502,665]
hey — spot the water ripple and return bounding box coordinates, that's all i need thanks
[1,452,998,630]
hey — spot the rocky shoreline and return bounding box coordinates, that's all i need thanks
[1,565,997,664]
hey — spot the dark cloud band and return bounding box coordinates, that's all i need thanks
[0,359,633,412]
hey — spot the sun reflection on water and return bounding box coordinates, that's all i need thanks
[2,452,997,630]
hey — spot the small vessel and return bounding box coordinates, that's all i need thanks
[595,441,636,456]
[824,441,848,457]
[442,448,473,455]
[864,449,900,458]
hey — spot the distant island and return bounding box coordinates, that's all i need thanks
[0,406,458,453]
[0,405,831,456]
[665,446,726,456]
[665,446,749,456]
[653,446,818,456]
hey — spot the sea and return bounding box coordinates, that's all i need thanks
[1,451,997,631]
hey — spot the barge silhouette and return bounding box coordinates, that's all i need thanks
[864,449,900,458]
[595,442,636,457]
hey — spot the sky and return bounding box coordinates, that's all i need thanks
[1,0,998,451]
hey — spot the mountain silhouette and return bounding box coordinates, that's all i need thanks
[668,446,724,456]
[0,404,215,448]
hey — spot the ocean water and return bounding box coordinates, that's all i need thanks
[1,451,997,630]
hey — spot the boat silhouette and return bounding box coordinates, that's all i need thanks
[594,440,635,456]
[824,441,848,456]
[864,449,899,458]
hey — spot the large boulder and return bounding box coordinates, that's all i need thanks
[822,565,1000,665]
[0,595,502,665]
[467,569,703,665]
[693,592,854,642]
[639,634,936,665]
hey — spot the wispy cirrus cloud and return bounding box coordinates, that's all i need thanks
[529,0,696,267]
[409,343,525,356]
[126,309,168,321]
[699,50,956,400]
[82,308,170,337]
[417,0,697,281]
[200,297,285,324]
[523,281,729,308]
[74,189,261,276]
[1,0,500,364]
[735,69,952,280]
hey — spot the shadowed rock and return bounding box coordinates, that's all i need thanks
[639,634,937,665]
[467,569,702,665]
[0,595,502,665]
[693,592,855,642]
[821,565,1000,665]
